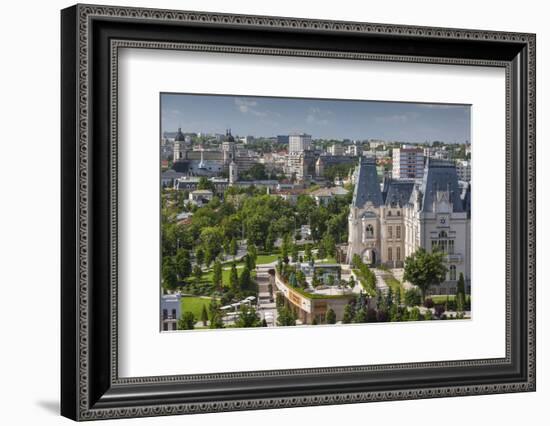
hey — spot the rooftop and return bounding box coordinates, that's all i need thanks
[351,158,383,208]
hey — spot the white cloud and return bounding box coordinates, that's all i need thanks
[305,106,331,126]
[235,98,258,114]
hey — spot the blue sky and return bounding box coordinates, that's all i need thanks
[161,93,470,144]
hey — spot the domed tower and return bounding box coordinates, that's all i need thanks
[229,160,238,185]
[173,127,187,162]
[222,128,236,165]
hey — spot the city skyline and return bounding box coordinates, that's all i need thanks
[161,93,471,144]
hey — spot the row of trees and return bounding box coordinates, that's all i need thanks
[351,254,377,296]
[178,302,267,330]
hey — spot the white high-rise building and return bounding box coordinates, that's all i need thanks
[392,146,424,180]
[455,160,471,182]
[328,143,345,156]
[288,133,312,153]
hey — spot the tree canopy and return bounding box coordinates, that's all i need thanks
[403,248,448,301]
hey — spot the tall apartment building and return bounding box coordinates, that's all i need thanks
[455,159,471,182]
[288,133,312,153]
[328,143,345,156]
[392,146,424,180]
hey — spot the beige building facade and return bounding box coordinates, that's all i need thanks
[347,158,471,294]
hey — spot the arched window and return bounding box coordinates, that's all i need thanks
[449,265,457,281]
[365,224,374,238]
[388,247,393,261]
[396,247,401,261]
[438,230,448,238]
[388,211,392,217]
[397,211,401,216]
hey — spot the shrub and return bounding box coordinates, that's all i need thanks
[404,288,422,306]
[177,312,195,330]
[376,309,389,322]
[434,304,446,318]
[424,298,434,309]
[326,308,336,324]
[366,308,378,323]
[409,307,421,321]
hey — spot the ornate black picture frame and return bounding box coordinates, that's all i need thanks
[61,4,536,421]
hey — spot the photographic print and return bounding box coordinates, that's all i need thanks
[160,94,472,332]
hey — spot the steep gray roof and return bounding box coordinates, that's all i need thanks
[383,179,415,207]
[352,158,383,208]
[420,159,465,213]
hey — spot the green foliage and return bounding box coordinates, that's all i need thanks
[456,292,465,313]
[247,244,258,268]
[175,249,192,280]
[197,176,214,191]
[213,260,223,290]
[304,244,313,262]
[290,243,299,263]
[229,263,239,292]
[389,304,401,322]
[208,300,224,329]
[265,228,275,252]
[296,270,307,288]
[235,305,260,328]
[200,304,209,326]
[277,307,297,326]
[403,248,448,300]
[457,272,466,306]
[409,307,421,321]
[177,312,195,330]
[193,264,203,282]
[342,304,354,324]
[275,292,285,308]
[354,307,367,323]
[281,233,291,263]
[404,288,422,307]
[424,309,433,320]
[229,237,238,257]
[239,264,252,291]
[240,163,268,181]
[195,247,205,266]
[395,287,402,306]
[162,256,178,290]
[323,163,356,182]
[322,233,336,258]
[326,308,336,324]
[352,257,377,297]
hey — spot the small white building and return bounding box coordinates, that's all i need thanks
[161,293,182,331]
[188,189,213,206]
[310,186,349,206]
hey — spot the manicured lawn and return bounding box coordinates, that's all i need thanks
[431,295,471,304]
[180,296,214,320]
[256,254,279,265]
[383,274,404,294]
[190,263,255,288]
